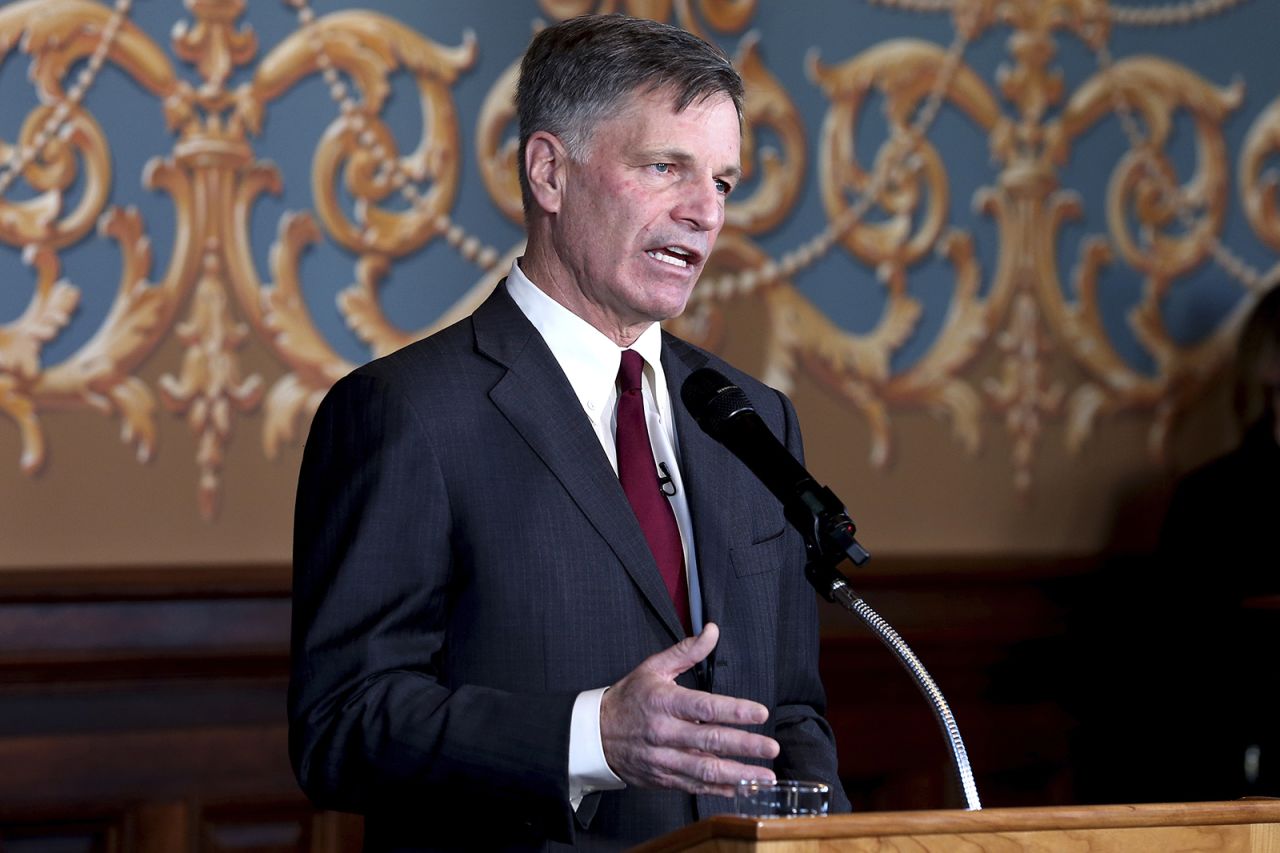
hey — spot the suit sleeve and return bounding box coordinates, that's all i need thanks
[288,370,578,840]
[767,387,853,812]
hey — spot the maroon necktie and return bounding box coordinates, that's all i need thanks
[616,350,690,633]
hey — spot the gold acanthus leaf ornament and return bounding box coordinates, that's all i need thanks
[729,39,997,467]
[158,270,266,519]
[1055,57,1241,280]
[2,0,1277,517]
[0,0,178,251]
[0,6,180,473]
[32,206,169,469]
[0,0,182,476]
[259,213,351,459]
[0,245,78,382]
[475,54,524,226]
[242,12,477,258]
[242,13,477,462]
[809,39,1005,268]
[983,291,1065,494]
[7,0,177,104]
[725,32,806,235]
[0,105,110,250]
[1043,56,1244,458]
[1239,94,1280,257]
[0,245,77,474]
[536,0,755,38]
[172,0,257,95]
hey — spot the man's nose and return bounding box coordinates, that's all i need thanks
[673,179,724,232]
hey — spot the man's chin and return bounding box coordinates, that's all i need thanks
[651,298,694,325]
[655,283,699,322]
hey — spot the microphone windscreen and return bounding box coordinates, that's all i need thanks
[681,368,754,436]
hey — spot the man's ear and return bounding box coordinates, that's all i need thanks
[524,130,568,214]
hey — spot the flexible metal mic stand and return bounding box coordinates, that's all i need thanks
[806,544,982,811]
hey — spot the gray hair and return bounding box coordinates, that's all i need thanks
[515,14,745,214]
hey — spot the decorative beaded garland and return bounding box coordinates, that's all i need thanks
[7,0,1265,294]
[1089,35,1275,288]
[698,24,973,302]
[699,0,1272,300]
[0,0,134,198]
[287,0,503,272]
[867,0,1254,25]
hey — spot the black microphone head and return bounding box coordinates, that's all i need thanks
[681,368,755,437]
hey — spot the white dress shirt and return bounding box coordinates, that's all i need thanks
[505,260,704,809]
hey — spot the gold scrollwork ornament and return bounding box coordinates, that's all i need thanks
[0,0,181,479]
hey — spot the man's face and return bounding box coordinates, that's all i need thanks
[547,87,741,343]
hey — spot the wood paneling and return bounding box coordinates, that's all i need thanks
[0,555,1227,849]
[0,563,327,851]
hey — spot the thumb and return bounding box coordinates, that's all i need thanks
[646,622,719,680]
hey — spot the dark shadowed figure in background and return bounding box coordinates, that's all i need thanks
[1153,283,1280,801]
[1052,283,1279,806]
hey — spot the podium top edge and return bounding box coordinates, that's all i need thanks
[632,799,1280,851]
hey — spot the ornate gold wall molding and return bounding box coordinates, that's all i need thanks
[684,0,1278,491]
[0,0,1276,518]
[0,0,483,516]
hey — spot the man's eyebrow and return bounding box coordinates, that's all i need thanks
[643,147,695,164]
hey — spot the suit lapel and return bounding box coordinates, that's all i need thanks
[662,337,736,631]
[474,284,687,642]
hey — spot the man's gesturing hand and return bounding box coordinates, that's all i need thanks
[599,623,780,797]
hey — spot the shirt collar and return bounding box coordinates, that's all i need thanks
[506,259,668,415]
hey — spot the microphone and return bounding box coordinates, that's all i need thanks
[683,369,983,811]
[680,368,870,567]
[657,462,677,497]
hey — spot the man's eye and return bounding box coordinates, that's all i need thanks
[652,163,671,174]
[716,179,733,196]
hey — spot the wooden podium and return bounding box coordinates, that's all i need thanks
[634,800,1280,852]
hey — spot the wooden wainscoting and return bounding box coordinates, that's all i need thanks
[0,564,360,852]
[0,556,1124,850]
[817,556,1091,812]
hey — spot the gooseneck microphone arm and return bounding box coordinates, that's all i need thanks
[681,368,981,811]
[802,561,982,811]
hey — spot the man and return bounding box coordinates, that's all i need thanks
[289,14,848,851]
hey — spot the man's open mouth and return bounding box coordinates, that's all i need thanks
[646,245,699,269]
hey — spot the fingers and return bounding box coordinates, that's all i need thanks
[651,713,780,760]
[642,622,719,680]
[665,683,770,728]
[643,747,778,798]
[599,624,782,797]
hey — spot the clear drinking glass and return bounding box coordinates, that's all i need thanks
[734,779,831,817]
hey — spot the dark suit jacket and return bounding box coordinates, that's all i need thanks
[289,282,848,851]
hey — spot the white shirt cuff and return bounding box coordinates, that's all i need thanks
[568,687,626,810]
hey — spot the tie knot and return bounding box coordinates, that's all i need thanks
[618,349,644,394]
